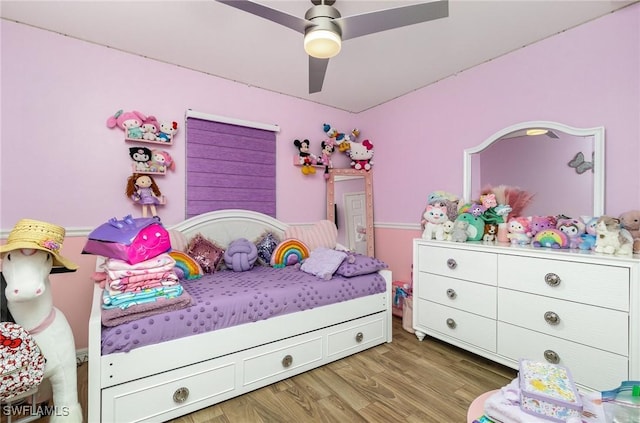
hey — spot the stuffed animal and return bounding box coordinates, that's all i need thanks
[348,139,374,170]
[129,146,152,172]
[483,223,498,242]
[451,220,469,243]
[456,213,485,241]
[480,193,497,210]
[594,216,634,256]
[149,149,175,173]
[469,203,486,217]
[294,139,317,175]
[319,139,335,180]
[619,210,640,253]
[421,204,449,240]
[157,121,178,142]
[529,215,557,237]
[141,116,160,141]
[556,217,586,249]
[506,216,532,245]
[107,109,146,139]
[578,216,599,250]
[532,228,568,249]
[426,191,459,222]
[442,220,455,241]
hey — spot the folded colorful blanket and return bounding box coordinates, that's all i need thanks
[107,271,179,292]
[101,289,193,327]
[102,254,176,279]
[102,285,184,309]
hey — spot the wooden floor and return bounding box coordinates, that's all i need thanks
[10,317,517,423]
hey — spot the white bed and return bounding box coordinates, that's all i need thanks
[87,209,392,422]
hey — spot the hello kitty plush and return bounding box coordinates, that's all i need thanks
[506,216,532,245]
[348,140,374,170]
[421,204,449,240]
[157,121,178,142]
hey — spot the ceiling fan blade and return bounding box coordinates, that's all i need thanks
[309,56,330,93]
[335,0,449,41]
[216,0,309,34]
[547,130,560,139]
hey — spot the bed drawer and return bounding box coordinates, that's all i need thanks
[417,299,496,352]
[497,322,628,391]
[498,288,628,355]
[327,314,385,358]
[102,358,237,423]
[417,245,497,285]
[498,255,629,310]
[243,336,323,387]
[418,272,496,319]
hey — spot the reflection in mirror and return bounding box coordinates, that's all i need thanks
[326,169,374,256]
[463,121,605,217]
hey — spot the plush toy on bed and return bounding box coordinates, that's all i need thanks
[223,238,258,272]
[619,210,640,253]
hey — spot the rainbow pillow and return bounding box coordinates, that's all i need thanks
[270,238,310,268]
[169,250,204,280]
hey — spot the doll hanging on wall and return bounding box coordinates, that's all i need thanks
[125,173,165,217]
[320,139,336,180]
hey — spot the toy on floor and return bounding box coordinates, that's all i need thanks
[0,219,83,422]
[126,173,165,217]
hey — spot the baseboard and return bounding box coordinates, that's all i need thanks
[76,348,88,366]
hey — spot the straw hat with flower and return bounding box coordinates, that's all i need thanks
[0,219,78,270]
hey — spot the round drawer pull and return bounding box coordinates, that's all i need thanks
[544,311,560,325]
[544,273,561,287]
[173,387,190,403]
[446,288,457,299]
[447,258,457,269]
[355,332,364,343]
[282,354,293,368]
[446,318,457,329]
[544,349,560,364]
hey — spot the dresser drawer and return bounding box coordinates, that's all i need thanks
[417,245,497,285]
[417,299,496,352]
[243,336,323,386]
[498,322,628,391]
[327,314,385,358]
[102,358,236,422]
[498,255,629,310]
[418,272,497,319]
[498,289,628,355]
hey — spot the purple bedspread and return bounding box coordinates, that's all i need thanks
[101,265,386,354]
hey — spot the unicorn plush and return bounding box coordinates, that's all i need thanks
[1,219,83,422]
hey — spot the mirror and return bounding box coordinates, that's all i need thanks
[326,169,374,256]
[463,121,605,218]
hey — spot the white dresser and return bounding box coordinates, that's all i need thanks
[413,238,640,391]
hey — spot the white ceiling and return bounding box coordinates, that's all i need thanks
[2,0,636,113]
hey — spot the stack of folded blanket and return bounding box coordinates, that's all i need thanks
[94,253,193,326]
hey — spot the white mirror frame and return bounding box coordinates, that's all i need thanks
[463,121,605,217]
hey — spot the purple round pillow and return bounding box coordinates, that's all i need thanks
[223,238,258,272]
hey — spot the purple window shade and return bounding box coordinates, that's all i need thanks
[186,117,276,219]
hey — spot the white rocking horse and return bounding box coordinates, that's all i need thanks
[1,219,83,422]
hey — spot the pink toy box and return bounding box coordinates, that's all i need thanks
[518,359,583,422]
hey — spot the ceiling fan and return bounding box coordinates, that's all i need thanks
[216,0,449,93]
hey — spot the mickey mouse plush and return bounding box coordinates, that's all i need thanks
[294,139,317,175]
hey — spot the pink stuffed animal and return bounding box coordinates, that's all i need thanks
[106,109,147,139]
[619,210,640,253]
[506,217,532,245]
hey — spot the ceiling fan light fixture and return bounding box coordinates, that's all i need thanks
[304,29,341,59]
[526,128,549,136]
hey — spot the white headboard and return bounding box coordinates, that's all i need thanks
[170,209,289,248]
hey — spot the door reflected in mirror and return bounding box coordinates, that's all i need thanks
[326,169,374,256]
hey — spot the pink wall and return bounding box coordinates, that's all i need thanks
[2,4,639,347]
